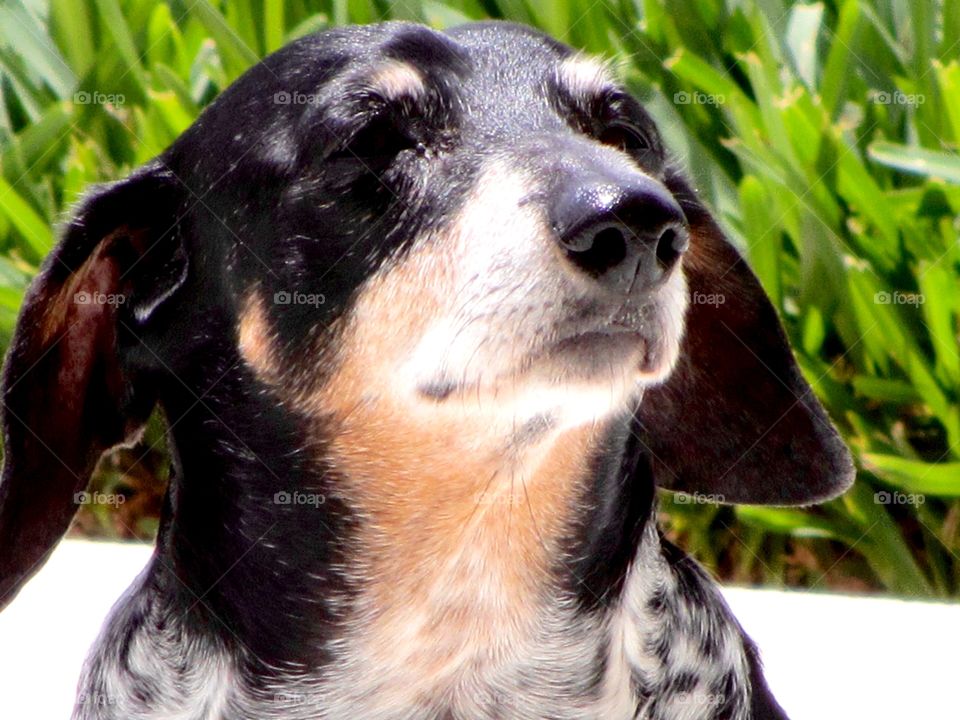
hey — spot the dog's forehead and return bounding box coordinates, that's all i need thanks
[438,23,619,136]
[335,21,570,93]
[365,22,603,119]
[444,21,569,72]
[444,23,579,107]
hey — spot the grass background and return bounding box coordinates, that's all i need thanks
[0,0,958,597]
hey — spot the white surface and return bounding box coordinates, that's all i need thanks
[723,588,956,719]
[0,540,954,719]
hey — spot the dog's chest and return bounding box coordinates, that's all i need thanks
[316,600,608,718]
[312,532,616,718]
[77,535,753,720]
[272,533,749,720]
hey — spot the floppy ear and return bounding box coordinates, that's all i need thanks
[635,178,854,505]
[0,164,188,608]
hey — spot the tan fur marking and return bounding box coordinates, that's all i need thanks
[327,397,597,694]
[237,291,280,381]
[367,61,426,100]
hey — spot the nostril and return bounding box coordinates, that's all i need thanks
[563,225,628,277]
[654,225,689,270]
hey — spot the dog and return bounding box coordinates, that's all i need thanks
[0,20,853,720]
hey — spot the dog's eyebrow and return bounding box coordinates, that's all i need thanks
[363,60,427,101]
[312,58,450,153]
[554,54,617,103]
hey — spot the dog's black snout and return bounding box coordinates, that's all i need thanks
[552,176,688,292]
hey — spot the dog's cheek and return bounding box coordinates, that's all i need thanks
[330,162,556,398]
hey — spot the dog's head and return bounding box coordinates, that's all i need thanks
[0,21,853,607]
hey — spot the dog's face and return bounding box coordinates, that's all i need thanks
[0,21,853,608]
[232,24,691,435]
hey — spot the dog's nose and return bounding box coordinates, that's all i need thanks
[551,175,688,292]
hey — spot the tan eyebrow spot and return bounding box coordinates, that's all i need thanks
[556,53,616,99]
[237,290,281,382]
[366,61,426,100]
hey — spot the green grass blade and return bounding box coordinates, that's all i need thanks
[93,0,149,99]
[190,0,261,78]
[868,142,960,184]
[863,454,960,496]
[0,176,53,258]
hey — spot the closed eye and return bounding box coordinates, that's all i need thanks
[598,120,652,155]
[553,78,665,170]
[330,111,418,170]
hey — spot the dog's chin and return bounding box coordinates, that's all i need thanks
[406,270,688,430]
[409,327,681,437]
[532,326,680,385]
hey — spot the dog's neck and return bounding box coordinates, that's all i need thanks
[227,283,649,637]
[322,390,603,606]
[121,370,761,719]
[155,354,644,657]
[320,390,612,683]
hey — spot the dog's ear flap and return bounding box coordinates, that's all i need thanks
[635,179,854,506]
[0,165,188,608]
